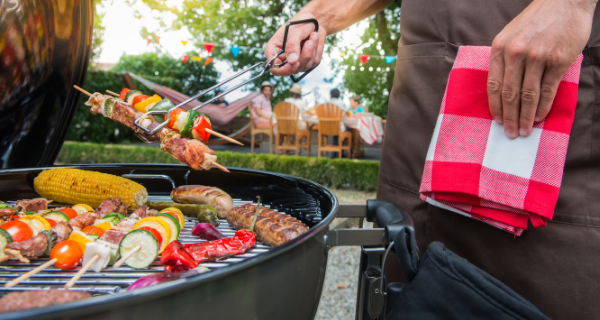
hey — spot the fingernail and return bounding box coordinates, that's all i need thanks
[534,116,541,122]
[519,128,528,137]
[495,118,503,124]
[505,128,517,139]
[311,32,319,40]
[288,53,298,63]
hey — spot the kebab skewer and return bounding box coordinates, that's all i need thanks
[74,86,228,172]
[106,89,242,146]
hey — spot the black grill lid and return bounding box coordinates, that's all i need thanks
[0,0,93,168]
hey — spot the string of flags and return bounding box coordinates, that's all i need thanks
[147,36,399,69]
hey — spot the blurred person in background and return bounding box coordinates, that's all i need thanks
[284,83,309,130]
[327,88,349,112]
[349,95,366,114]
[214,89,229,107]
[250,81,275,129]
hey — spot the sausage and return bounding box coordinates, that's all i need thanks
[171,185,233,219]
[227,205,308,246]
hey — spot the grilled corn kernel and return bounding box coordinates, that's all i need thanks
[34,168,147,209]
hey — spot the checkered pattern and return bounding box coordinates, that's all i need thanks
[420,46,583,236]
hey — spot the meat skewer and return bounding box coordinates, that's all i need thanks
[5,259,57,288]
[64,254,100,289]
[112,245,141,269]
[74,86,228,172]
[104,89,243,146]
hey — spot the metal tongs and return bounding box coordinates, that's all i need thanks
[134,18,320,135]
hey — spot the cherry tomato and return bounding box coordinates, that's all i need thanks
[140,227,162,248]
[119,88,131,100]
[50,240,83,270]
[81,226,105,237]
[166,108,184,130]
[1,221,34,242]
[132,95,149,108]
[46,219,57,227]
[58,208,78,219]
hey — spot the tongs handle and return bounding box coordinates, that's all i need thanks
[279,18,320,83]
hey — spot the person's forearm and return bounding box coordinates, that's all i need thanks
[297,0,393,35]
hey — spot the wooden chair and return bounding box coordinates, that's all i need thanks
[315,103,352,158]
[273,102,311,156]
[249,103,273,153]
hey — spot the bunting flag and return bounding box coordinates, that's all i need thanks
[203,57,213,66]
[155,36,161,44]
[230,45,240,58]
[182,55,189,63]
[147,39,151,46]
[191,56,202,62]
[203,43,215,53]
[360,55,370,65]
[181,40,188,46]
[385,56,397,64]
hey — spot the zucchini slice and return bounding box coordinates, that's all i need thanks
[0,229,13,243]
[125,90,141,105]
[118,229,159,269]
[155,213,181,242]
[44,211,70,223]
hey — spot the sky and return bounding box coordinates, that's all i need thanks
[97,1,368,104]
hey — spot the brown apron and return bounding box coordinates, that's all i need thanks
[377,1,600,319]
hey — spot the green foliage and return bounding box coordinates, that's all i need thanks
[111,52,220,97]
[131,0,339,106]
[57,142,380,191]
[91,0,109,62]
[66,71,140,143]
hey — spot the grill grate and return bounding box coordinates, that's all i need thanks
[0,196,279,296]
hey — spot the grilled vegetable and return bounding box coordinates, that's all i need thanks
[191,223,225,241]
[58,208,78,219]
[93,221,112,232]
[1,221,34,242]
[34,168,148,209]
[148,99,174,122]
[140,227,163,248]
[72,204,93,215]
[82,242,112,272]
[103,212,125,225]
[68,231,95,252]
[125,90,141,104]
[192,115,212,142]
[180,110,200,139]
[132,94,149,110]
[119,229,159,269]
[119,88,131,100]
[155,213,181,243]
[185,230,256,263]
[128,268,209,291]
[147,202,219,227]
[132,217,171,253]
[97,239,119,265]
[50,240,83,270]
[0,202,13,209]
[166,108,184,130]
[197,205,219,227]
[19,216,51,234]
[0,229,14,243]
[41,230,56,256]
[0,231,10,260]
[44,211,70,223]
[135,94,161,112]
[82,226,105,237]
[158,207,185,228]
[160,241,198,272]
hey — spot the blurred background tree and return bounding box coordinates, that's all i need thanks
[130,0,401,117]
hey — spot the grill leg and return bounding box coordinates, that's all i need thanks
[356,249,385,320]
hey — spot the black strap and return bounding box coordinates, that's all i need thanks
[393,228,419,282]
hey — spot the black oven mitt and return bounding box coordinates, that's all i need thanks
[385,228,550,320]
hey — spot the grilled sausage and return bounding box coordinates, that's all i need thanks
[171,185,233,219]
[227,205,308,246]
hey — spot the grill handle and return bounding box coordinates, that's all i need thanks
[367,200,413,246]
[121,174,176,190]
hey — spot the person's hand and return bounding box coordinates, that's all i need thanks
[488,0,596,138]
[266,12,327,76]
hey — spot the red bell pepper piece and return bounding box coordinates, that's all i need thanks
[160,241,198,272]
[119,88,131,100]
[192,115,212,142]
[184,230,256,263]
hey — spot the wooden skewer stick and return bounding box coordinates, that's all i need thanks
[205,129,243,146]
[73,85,92,97]
[65,254,100,290]
[112,246,141,269]
[106,90,120,97]
[5,259,57,288]
[212,162,230,173]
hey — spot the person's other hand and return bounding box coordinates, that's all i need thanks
[266,13,327,76]
[488,0,596,138]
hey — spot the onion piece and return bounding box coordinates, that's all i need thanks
[127,267,209,291]
[191,223,225,241]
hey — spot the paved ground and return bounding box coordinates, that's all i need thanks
[313,189,376,320]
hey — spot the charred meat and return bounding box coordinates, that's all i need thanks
[95,197,128,219]
[0,290,92,313]
[15,198,50,213]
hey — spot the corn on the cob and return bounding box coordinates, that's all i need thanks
[33,168,147,209]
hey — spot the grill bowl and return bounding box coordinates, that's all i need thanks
[0,164,338,320]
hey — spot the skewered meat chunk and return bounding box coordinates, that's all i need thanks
[0,290,92,313]
[95,197,128,218]
[0,208,17,222]
[5,232,50,257]
[51,222,72,243]
[15,198,50,212]
[69,212,98,230]
[100,229,127,245]
[227,205,308,247]
[131,205,158,219]
[171,185,233,219]
[115,218,138,232]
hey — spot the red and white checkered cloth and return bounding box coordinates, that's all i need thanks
[419,46,583,236]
